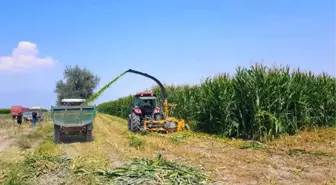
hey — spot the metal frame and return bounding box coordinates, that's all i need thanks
[61,99,86,103]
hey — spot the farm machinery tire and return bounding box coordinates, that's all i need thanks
[130,112,141,132]
[85,130,93,142]
[54,125,61,143]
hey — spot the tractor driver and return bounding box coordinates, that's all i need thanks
[142,99,152,108]
[140,99,153,114]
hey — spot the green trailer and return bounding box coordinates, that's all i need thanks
[50,99,97,143]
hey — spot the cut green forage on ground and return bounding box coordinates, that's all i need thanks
[94,153,207,185]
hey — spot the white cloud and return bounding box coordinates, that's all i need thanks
[0,41,56,71]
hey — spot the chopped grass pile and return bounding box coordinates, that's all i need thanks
[0,152,69,185]
[24,153,69,178]
[128,135,145,148]
[96,153,207,185]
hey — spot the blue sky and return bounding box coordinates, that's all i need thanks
[0,0,335,109]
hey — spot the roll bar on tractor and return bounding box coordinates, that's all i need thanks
[125,69,176,118]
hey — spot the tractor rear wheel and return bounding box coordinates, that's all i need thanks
[54,125,61,143]
[130,112,141,132]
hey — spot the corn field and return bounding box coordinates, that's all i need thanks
[98,63,336,140]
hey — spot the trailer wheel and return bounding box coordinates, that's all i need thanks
[54,125,61,143]
[86,130,93,142]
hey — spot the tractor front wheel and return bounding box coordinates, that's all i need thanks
[130,112,141,132]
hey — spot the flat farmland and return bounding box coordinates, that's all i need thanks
[0,113,335,185]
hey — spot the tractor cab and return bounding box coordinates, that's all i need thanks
[133,92,161,119]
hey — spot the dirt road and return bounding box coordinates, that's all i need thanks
[0,114,335,185]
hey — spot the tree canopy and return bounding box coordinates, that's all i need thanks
[55,65,100,105]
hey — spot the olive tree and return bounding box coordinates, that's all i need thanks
[55,65,100,105]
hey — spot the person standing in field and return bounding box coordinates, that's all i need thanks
[32,111,37,126]
[17,113,22,126]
